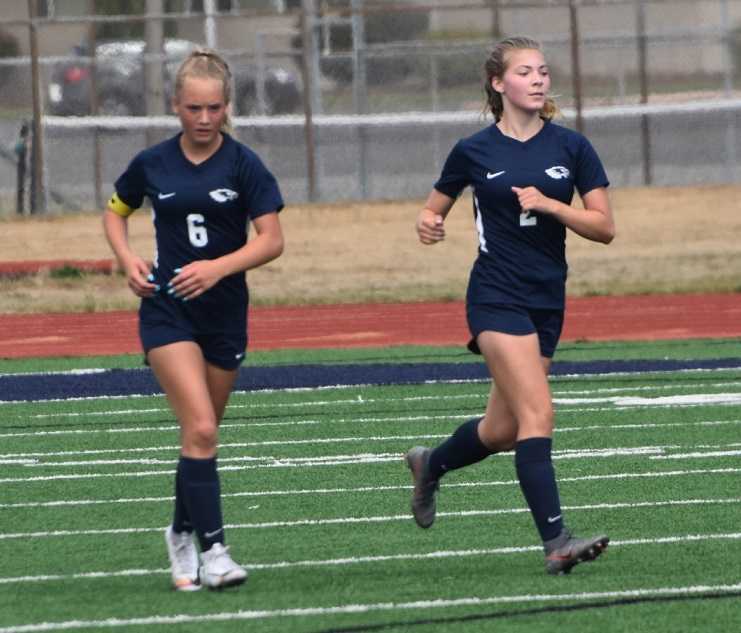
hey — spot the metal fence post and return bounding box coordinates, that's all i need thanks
[89,0,103,210]
[569,0,583,134]
[145,0,165,118]
[300,0,318,202]
[255,31,267,115]
[636,0,652,185]
[27,0,46,214]
[352,0,368,198]
[720,0,737,182]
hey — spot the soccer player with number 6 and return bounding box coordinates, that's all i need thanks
[103,48,284,590]
[405,37,615,575]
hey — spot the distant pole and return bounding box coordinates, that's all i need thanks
[351,0,368,198]
[720,0,737,181]
[28,0,46,214]
[89,0,103,210]
[490,0,500,38]
[569,0,583,134]
[300,0,318,201]
[351,0,367,115]
[204,0,217,49]
[145,0,165,116]
[636,0,652,185]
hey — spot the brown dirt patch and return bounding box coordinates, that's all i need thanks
[0,184,740,313]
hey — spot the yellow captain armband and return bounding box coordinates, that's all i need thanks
[107,192,136,217]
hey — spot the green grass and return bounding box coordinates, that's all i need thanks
[0,341,740,632]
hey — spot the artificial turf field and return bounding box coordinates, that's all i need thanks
[1,338,740,632]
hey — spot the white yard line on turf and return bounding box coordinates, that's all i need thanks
[1,581,740,632]
[4,443,741,483]
[2,467,740,510]
[1,498,739,540]
[4,419,741,461]
[651,449,741,459]
[16,445,669,468]
[4,406,741,441]
[20,380,741,420]
[3,366,741,405]
[3,532,741,586]
[1,532,740,586]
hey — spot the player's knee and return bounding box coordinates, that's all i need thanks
[518,403,554,436]
[184,418,219,452]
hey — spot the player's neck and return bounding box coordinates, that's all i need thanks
[179,132,224,165]
[496,111,544,142]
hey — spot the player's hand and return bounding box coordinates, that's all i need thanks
[416,209,446,245]
[124,257,158,298]
[511,186,557,215]
[167,260,223,301]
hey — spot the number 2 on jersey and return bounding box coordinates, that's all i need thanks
[519,211,537,227]
[186,213,208,247]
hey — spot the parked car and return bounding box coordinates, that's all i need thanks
[46,38,302,116]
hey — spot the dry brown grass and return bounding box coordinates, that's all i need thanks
[1,184,740,314]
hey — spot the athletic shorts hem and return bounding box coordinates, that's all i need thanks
[466,303,563,359]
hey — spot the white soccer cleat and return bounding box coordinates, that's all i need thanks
[164,525,201,591]
[199,543,248,589]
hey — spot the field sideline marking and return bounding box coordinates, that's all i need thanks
[5,442,741,483]
[0,581,740,632]
[2,467,739,510]
[2,365,740,405]
[2,498,738,540]
[1,532,739,587]
[3,410,740,441]
[12,446,677,468]
[19,379,741,420]
[3,419,740,461]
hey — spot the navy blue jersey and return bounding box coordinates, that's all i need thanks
[111,132,283,328]
[435,120,608,309]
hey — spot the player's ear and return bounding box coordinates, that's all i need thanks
[171,96,180,116]
[491,76,504,94]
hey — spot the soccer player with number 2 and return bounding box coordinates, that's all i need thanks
[103,48,284,591]
[406,37,615,575]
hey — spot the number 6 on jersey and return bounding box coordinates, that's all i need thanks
[187,213,208,247]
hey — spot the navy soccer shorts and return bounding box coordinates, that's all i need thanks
[139,294,247,371]
[466,303,564,358]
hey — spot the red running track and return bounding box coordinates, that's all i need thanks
[0,293,739,359]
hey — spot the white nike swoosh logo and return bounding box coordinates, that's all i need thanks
[486,170,505,179]
[235,353,245,360]
[158,192,176,200]
[547,514,562,524]
[204,528,223,539]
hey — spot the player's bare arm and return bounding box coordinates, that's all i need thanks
[417,189,455,245]
[102,208,158,297]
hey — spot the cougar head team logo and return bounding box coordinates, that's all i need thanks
[209,188,239,203]
[545,166,571,179]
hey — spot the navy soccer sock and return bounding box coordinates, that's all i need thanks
[179,456,225,552]
[428,417,493,480]
[515,437,564,542]
[172,458,193,534]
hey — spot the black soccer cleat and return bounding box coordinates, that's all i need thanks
[545,531,609,575]
[405,446,439,529]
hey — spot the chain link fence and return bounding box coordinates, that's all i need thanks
[3,0,741,212]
